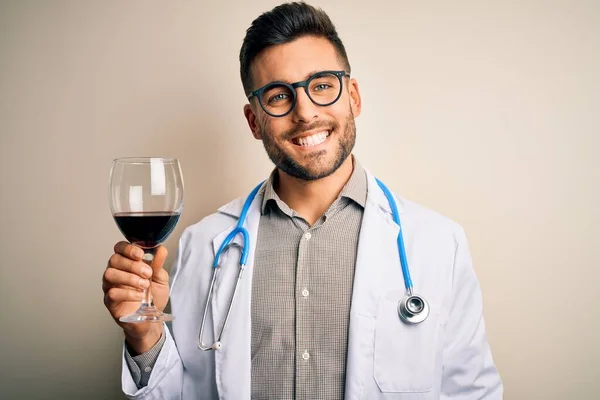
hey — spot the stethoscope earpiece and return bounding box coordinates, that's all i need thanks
[398,292,429,324]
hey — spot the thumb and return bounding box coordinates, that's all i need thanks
[150,245,169,285]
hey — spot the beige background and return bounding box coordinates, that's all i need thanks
[0,1,598,399]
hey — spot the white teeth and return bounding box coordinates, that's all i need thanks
[295,131,329,147]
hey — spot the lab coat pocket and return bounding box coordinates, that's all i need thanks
[374,299,439,394]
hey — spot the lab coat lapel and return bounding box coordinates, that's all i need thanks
[205,176,402,399]
[210,189,263,400]
[345,171,403,399]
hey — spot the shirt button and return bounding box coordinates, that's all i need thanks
[303,232,312,240]
[302,288,309,298]
[144,366,152,373]
[302,350,310,361]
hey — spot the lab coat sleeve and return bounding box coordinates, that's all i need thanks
[440,227,503,399]
[121,324,183,400]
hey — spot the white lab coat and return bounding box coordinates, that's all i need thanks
[122,170,503,399]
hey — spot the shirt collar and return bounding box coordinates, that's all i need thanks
[261,156,367,215]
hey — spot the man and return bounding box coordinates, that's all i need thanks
[103,2,503,399]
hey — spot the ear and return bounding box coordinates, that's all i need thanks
[244,103,262,140]
[348,78,362,118]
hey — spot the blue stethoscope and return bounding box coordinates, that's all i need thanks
[197,179,430,351]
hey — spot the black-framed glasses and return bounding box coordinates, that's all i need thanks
[247,70,350,117]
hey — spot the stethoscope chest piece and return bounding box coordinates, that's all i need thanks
[398,291,429,324]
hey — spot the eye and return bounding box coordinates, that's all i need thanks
[313,83,332,91]
[269,92,290,103]
[263,85,293,106]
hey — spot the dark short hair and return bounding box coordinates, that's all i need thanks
[239,2,351,96]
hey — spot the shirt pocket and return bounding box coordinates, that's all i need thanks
[374,298,440,394]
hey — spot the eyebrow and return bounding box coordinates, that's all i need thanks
[268,70,328,85]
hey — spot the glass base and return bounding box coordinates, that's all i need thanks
[119,305,175,323]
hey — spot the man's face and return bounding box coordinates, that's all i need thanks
[244,36,362,181]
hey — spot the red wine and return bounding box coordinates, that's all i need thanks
[113,212,180,249]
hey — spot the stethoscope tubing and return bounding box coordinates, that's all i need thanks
[212,182,264,268]
[198,177,428,351]
[375,178,414,291]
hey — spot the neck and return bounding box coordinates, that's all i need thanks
[275,156,354,225]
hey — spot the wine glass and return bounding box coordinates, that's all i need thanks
[109,157,184,322]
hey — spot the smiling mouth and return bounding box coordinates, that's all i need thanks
[291,130,331,147]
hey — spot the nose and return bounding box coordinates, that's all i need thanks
[290,87,319,123]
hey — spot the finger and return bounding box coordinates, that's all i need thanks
[108,253,153,278]
[151,246,168,270]
[102,281,141,294]
[104,287,144,307]
[103,268,150,292]
[150,246,169,285]
[114,241,144,261]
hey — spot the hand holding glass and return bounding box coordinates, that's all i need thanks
[109,158,184,322]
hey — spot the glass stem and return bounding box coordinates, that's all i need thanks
[141,251,155,308]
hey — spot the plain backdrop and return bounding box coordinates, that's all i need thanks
[0,1,598,399]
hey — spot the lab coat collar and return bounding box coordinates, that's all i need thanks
[210,169,405,399]
[215,168,403,221]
